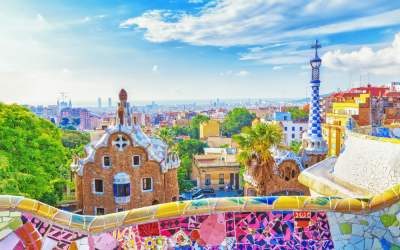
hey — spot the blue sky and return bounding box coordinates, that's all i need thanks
[2,0,400,106]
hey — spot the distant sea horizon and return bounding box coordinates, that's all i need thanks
[70,97,310,108]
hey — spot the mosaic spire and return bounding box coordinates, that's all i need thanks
[304,40,328,156]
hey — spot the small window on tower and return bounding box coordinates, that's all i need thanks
[133,155,141,167]
[103,156,111,168]
[94,179,104,194]
[142,177,153,192]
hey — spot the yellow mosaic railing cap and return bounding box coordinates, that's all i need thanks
[1,180,400,232]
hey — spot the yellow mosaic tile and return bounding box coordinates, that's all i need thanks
[177,201,191,214]
[154,203,179,218]
[381,189,399,203]
[329,198,343,209]
[123,207,150,225]
[369,194,385,209]
[115,211,129,226]
[89,216,105,231]
[183,199,213,214]
[103,214,119,229]
[347,198,364,210]
[10,196,22,208]
[0,196,10,208]
[243,198,270,210]
[273,196,299,209]
[32,202,50,217]
[53,211,72,225]
[303,197,331,210]
[334,198,350,211]
[16,198,36,211]
[214,198,243,211]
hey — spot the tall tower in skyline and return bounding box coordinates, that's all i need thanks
[302,40,328,167]
[217,98,219,105]
[98,98,101,108]
[69,99,72,108]
[108,98,111,108]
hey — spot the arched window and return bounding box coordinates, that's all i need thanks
[152,200,159,205]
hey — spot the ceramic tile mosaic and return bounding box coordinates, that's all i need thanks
[3,193,400,249]
[328,203,400,250]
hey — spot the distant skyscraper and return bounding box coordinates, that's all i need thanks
[108,98,111,108]
[259,99,261,105]
[69,99,72,108]
[152,101,155,106]
[217,98,219,104]
[98,98,101,108]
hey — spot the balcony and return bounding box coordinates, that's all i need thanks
[115,196,130,204]
[196,161,241,168]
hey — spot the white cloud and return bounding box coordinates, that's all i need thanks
[119,0,400,47]
[82,17,90,22]
[221,70,232,76]
[152,65,158,71]
[236,71,250,76]
[97,15,105,18]
[272,66,282,70]
[37,14,45,21]
[189,0,203,3]
[322,32,400,75]
[301,65,310,69]
[62,69,71,74]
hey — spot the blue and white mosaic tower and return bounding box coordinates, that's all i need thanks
[303,40,328,164]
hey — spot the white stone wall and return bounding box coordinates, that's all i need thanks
[332,134,400,194]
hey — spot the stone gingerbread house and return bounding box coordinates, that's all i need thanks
[71,89,180,215]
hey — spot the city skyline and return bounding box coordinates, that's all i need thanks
[2,0,400,105]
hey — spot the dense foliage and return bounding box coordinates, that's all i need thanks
[233,122,287,196]
[0,103,67,205]
[176,139,209,159]
[222,108,256,136]
[177,167,192,193]
[61,130,90,149]
[179,155,193,180]
[189,115,210,139]
[289,139,302,154]
[285,107,309,119]
[170,125,190,137]
[219,143,230,148]
[154,126,176,148]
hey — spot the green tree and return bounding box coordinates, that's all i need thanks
[223,108,256,136]
[61,117,69,126]
[154,126,176,148]
[219,143,230,148]
[61,130,90,149]
[233,122,288,196]
[285,107,308,119]
[180,155,193,180]
[0,103,67,203]
[177,167,192,193]
[170,125,190,137]
[239,165,246,187]
[62,124,76,131]
[71,117,81,127]
[189,115,210,139]
[289,139,302,154]
[176,139,209,159]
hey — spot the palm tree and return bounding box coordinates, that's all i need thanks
[232,122,287,196]
[154,126,176,149]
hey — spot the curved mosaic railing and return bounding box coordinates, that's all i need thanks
[345,118,400,143]
[2,191,400,249]
[0,182,400,232]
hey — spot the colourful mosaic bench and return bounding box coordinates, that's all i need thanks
[1,188,400,250]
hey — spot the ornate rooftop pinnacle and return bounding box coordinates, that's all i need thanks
[119,89,128,101]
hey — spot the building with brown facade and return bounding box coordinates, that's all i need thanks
[244,150,311,196]
[71,89,180,215]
